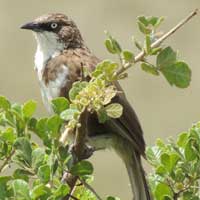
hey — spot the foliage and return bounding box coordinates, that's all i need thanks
[147,123,200,199]
[0,96,99,199]
[0,12,197,200]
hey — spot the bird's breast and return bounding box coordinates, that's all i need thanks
[36,62,69,113]
[39,65,68,112]
[34,46,70,113]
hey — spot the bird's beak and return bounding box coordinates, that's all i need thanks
[20,22,40,31]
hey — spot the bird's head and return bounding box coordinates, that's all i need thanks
[21,13,84,50]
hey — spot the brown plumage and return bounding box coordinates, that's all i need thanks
[21,13,151,200]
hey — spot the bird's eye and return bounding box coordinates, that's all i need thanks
[51,23,58,29]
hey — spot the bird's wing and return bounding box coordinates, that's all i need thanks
[46,48,145,156]
[110,81,145,156]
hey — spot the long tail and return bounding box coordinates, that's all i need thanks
[124,150,151,200]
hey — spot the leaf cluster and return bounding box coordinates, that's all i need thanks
[147,123,200,200]
[0,96,99,200]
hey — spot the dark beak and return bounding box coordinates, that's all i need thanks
[20,22,40,31]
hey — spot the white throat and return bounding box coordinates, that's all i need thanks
[33,31,66,113]
[34,31,64,75]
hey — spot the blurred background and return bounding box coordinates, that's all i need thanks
[0,0,199,198]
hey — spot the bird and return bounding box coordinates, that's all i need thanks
[21,13,151,200]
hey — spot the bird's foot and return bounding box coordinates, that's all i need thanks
[69,144,95,160]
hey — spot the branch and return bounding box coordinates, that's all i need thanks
[116,9,199,75]
[62,109,90,200]
[79,178,103,200]
[0,150,15,173]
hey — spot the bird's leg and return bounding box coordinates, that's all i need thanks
[69,143,95,160]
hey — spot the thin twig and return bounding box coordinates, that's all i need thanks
[0,150,15,173]
[79,178,103,200]
[116,9,199,75]
[65,194,79,200]
[63,179,78,200]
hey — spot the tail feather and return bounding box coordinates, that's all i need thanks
[125,151,151,200]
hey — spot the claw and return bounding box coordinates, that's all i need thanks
[68,144,95,160]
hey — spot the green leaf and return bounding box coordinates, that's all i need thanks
[22,100,37,118]
[58,146,70,162]
[105,103,123,118]
[37,164,51,183]
[0,96,11,110]
[36,118,48,138]
[137,16,164,34]
[47,115,62,137]
[30,184,51,199]
[160,153,170,170]
[35,118,52,148]
[0,141,9,160]
[13,137,32,166]
[74,184,96,200]
[0,176,12,199]
[161,61,191,88]
[160,153,180,173]
[156,138,166,149]
[177,132,188,147]
[157,47,177,68]
[151,47,162,55]
[169,153,180,171]
[92,60,118,80]
[184,140,197,161]
[111,38,122,54]
[148,16,164,28]
[154,183,173,200]
[138,16,148,26]
[60,108,79,121]
[12,179,31,200]
[133,37,142,50]
[146,146,161,166]
[154,17,164,29]
[183,191,199,200]
[32,148,46,170]
[13,169,30,182]
[27,118,37,133]
[11,103,22,114]
[105,32,122,54]
[53,184,69,199]
[51,97,70,114]
[174,168,185,182]
[156,165,167,176]
[141,62,159,76]
[137,21,151,34]
[71,161,94,176]
[97,109,109,123]
[103,86,117,105]
[1,128,16,143]
[105,39,117,54]
[122,50,134,62]
[69,81,88,101]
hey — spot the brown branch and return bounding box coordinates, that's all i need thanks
[62,109,90,200]
[73,110,89,160]
[116,9,199,75]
